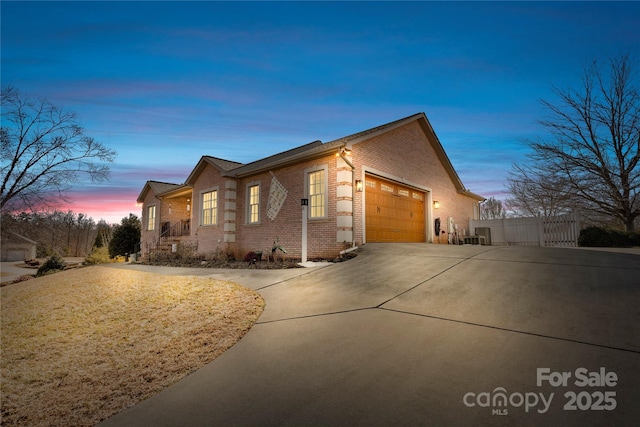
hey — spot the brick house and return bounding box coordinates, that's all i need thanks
[137,113,485,261]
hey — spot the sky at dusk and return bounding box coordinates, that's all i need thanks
[2,1,639,223]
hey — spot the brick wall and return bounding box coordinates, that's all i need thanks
[233,157,341,259]
[351,121,478,243]
[139,190,161,258]
[190,164,228,255]
[184,157,343,260]
[139,190,193,258]
[140,118,480,260]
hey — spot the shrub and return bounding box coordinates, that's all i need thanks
[36,254,66,277]
[578,226,637,247]
[243,251,259,263]
[175,241,199,259]
[578,227,609,247]
[108,214,141,258]
[209,245,235,262]
[84,246,111,265]
[11,275,34,284]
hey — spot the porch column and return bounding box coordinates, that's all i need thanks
[223,179,237,243]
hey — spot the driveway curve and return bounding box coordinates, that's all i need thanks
[100,243,640,426]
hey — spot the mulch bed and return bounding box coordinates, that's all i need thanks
[143,250,358,269]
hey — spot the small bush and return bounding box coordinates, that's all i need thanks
[578,226,638,247]
[176,241,199,259]
[208,245,235,262]
[84,246,111,265]
[36,254,66,277]
[11,275,34,284]
[243,251,259,263]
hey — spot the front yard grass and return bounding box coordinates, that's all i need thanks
[0,266,264,426]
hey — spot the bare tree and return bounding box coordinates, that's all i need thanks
[508,54,640,231]
[1,86,116,212]
[2,210,100,257]
[506,164,575,218]
[480,196,507,219]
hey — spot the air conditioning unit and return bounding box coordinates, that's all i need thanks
[475,227,491,245]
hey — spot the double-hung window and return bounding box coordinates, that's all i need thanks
[201,190,218,226]
[307,167,327,219]
[247,184,260,224]
[147,205,156,231]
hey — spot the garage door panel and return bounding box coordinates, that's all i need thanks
[365,175,425,243]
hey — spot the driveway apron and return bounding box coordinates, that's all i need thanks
[100,244,640,426]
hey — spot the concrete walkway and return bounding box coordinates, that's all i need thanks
[99,244,640,426]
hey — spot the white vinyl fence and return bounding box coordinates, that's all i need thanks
[469,211,581,247]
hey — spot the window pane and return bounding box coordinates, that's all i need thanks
[147,206,156,231]
[202,191,217,225]
[249,185,259,223]
[308,170,325,218]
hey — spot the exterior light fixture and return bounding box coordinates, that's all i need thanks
[187,199,190,212]
[434,201,440,209]
[169,203,173,214]
[355,179,363,192]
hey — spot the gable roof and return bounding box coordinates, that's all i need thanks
[205,156,245,172]
[328,112,484,201]
[142,113,484,202]
[223,140,324,177]
[1,231,38,245]
[229,113,484,201]
[136,180,184,203]
[184,156,244,186]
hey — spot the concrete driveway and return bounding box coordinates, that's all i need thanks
[100,244,640,426]
[1,257,86,284]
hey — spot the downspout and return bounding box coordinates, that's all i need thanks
[338,149,355,169]
[340,245,359,255]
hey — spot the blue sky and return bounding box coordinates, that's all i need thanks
[2,1,639,223]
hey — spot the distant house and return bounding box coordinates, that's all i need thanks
[1,231,37,262]
[137,113,485,260]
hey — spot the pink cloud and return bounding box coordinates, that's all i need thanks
[62,186,143,224]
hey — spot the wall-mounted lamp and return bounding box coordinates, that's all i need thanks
[433,200,440,209]
[187,199,191,212]
[355,179,363,192]
[168,203,173,214]
[340,147,352,156]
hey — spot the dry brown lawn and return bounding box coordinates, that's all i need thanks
[1,266,265,426]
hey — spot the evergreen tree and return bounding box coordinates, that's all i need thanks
[108,214,141,258]
[93,232,104,249]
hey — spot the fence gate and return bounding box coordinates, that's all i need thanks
[542,212,581,247]
[470,211,581,247]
